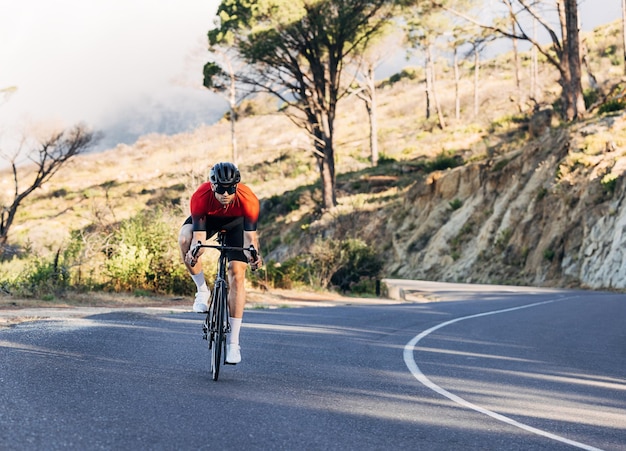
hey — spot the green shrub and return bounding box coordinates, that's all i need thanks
[253,258,309,290]
[601,173,619,196]
[536,187,548,201]
[492,158,510,172]
[599,99,626,114]
[426,152,463,172]
[329,239,383,293]
[105,242,153,291]
[102,209,191,294]
[583,89,599,109]
[449,198,463,210]
[377,154,397,165]
[385,67,419,86]
[10,251,71,298]
[543,248,555,261]
[253,238,382,294]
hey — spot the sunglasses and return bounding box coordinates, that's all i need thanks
[214,184,237,195]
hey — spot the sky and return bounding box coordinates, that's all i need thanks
[0,0,221,150]
[0,0,622,151]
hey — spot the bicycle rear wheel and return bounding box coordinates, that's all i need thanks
[210,281,228,381]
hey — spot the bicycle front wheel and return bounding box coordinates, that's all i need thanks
[210,281,228,381]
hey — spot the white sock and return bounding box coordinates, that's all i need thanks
[192,272,208,292]
[229,317,242,346]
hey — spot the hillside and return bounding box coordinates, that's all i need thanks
[5,20,626,292]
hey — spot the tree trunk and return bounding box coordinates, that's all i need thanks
[307,105,336,210]
[473,46,480,117]
[580,41,598,90]
[366,65,379,167]
[424,57,432,120]
[556,0,573,119]
[229,104,238,165]
[454,47,461,120]
[623,0,626,75]
[565,0,585,119]
[428,45,446,130]
[229,74,239,164]
[512,19,523,112]
[314,137,336,210]
[530,18,539,103]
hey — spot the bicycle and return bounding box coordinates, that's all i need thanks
[191,230,257,381]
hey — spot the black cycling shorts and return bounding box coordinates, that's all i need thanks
[183,216,247,263]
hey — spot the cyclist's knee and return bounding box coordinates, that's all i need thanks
[229,261,247,281]
[178,224,193,251]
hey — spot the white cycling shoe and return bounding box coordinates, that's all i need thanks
[192,290,210,313]
[225,344,241,364]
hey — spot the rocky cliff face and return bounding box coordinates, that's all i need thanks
[385,113,626,289]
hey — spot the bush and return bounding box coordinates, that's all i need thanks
[7,251,71,298]
[584,89,599,109]
[415,151,464,173]
[599,99,626,114]
[103,209,192,294]
[601,173,619,196]
[253,258,310,290]
[449,198,463,210]
[105,242,153,291]
[251,238,383,294]
[329,239,383,293]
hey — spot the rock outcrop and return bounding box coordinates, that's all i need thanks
[386,113,626,289]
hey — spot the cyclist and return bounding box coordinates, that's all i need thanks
[179,161,262,364]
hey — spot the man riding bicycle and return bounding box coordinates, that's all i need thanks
[179,161,262,364]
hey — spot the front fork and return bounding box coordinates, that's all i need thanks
[202,281,231,342]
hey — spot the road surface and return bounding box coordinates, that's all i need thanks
[0,282,624,450]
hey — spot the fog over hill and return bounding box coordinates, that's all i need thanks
[94,89,228,152]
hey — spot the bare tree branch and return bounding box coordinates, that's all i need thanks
[0,124,99,251]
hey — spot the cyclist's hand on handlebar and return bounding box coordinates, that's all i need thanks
[186,242,203,267]
[249,256,263,271]
[248,246,262,271]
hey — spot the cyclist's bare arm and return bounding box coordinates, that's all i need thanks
[244,230,262,269]
[186,231,207,266]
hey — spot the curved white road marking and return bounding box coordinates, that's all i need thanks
[403,299,605,451]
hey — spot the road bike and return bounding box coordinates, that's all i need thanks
[191,231,257,381]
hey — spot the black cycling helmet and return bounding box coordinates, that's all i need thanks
[210,162,241,185]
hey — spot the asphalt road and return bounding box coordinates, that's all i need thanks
[0,282,624,450]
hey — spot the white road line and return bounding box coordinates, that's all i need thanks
[403,299,605,451]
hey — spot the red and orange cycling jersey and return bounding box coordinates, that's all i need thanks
[190,182,260,231]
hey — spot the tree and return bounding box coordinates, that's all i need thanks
[404,3,449,128]
[205,0,398,210]
[347,32,399,167]
[0,124,98,251]
[203,49,248,165]
[440,0,586,120]
[402,0,483,126]
[350,61,381,166]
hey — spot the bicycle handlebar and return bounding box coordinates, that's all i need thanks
[190,241,258,269]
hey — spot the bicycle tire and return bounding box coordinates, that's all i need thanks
[210,280,229,381]
[206,297,216,377]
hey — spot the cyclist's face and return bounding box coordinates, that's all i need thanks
[213,184,236,205]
